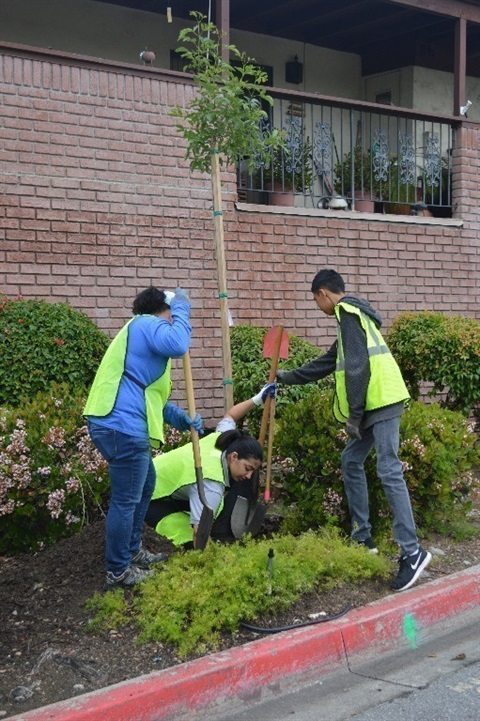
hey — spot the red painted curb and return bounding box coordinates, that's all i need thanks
[11,564,480,721]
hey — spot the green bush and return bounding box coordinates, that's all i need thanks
[275,390,480,539]
[231,324,332,437]
[387,312,480,414]
[0,383,110,554]
[86,529,390,657]
[0,296,109,407]
[399,402,479,535]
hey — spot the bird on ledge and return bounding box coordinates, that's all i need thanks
[140,47,156,65]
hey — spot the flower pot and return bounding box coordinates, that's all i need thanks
[268,182,295,207]
[354,198,375,212]
[353,190,375,213]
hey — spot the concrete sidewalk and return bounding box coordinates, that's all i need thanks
[12,564,480,721]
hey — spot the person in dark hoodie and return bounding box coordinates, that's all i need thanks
[276,269,431,592]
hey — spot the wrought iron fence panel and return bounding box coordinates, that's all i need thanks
[237,95,453,216]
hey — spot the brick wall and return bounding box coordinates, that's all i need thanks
[1,46,479,423]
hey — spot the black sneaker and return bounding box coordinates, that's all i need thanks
[106,565,152,589]
[355,537,378,554]
[131,548,168,569]
[391,547,432,592]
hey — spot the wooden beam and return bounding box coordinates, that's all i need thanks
[454,17,467,115]
[387,0,480,24]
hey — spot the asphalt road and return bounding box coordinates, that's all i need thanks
[192,606,480,721]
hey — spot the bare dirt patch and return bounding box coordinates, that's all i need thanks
[1,516,480,719]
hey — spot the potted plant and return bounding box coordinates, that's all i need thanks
[262,137,314,206]
[334,145,382,212]
[383,159,417,214]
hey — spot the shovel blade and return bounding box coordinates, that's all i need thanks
[231,497,267,539]
[263,326,289,360]
[195,506,214,550]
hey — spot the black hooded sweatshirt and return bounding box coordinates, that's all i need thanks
[278,295,404,430]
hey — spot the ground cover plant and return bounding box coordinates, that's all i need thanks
[0,295,109,407]
[86,528,391,658]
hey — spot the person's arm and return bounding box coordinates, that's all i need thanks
[219,383,276,427]
[276,342,337,385]
[339,308,370,434]
[148,289,193,358]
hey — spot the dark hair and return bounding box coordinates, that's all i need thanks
[132,287,169,315]
[311,269,345,295]
[215,430,263,462]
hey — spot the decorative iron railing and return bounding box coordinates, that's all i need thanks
[237,91,456,217]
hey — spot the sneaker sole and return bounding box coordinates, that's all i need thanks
[393,551,432,592]
[132,555,168,569]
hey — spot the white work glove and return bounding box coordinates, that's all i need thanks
[251,382,277,407]
[163,291,175,306]
[171,287,190,305]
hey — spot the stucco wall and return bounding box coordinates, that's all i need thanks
[0,0,362,99]
[1,48,479,422]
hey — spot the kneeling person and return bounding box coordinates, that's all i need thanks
[145,384,275,547]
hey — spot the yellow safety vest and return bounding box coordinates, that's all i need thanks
[83,317,171,447]
[151,432,225,545]
[333,301,409,422]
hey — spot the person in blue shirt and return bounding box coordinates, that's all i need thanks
[84,286,202,589]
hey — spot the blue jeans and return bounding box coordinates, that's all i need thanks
[88,423,156,574]
[341,416,418,556]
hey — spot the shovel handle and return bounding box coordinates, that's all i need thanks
[182,352,209,509]
[258,325,284,448]
[264,395,276,502]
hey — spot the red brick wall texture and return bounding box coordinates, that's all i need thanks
[1,48,479,422]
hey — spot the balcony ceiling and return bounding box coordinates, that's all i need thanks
[95,0,480,76]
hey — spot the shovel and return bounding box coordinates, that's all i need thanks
[182,351,214,551]
[258,325,289,501]
[230,495,267,540]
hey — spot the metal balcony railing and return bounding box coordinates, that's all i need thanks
[237,91,455,217]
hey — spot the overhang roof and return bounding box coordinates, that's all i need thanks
[95,0,480,76]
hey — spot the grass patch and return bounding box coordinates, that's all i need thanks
[86,529,391,658]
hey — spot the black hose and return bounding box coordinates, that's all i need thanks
[240,603,352,635]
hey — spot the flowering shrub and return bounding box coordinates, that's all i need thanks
[275,390,480,539]
[0,295,109,407]
[399,402,480,534]
[0,383,109,554]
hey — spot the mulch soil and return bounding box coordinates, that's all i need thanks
[1,514,480,719]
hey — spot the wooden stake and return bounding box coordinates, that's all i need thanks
[211,148,234,411]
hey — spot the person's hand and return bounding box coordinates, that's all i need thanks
[176,409,203,434]
[163,290,175,306]
[251,382,277,406]
[276,370,288,384]
[189,412,203,434]
[346,418,362,440]
[171,287,190,305]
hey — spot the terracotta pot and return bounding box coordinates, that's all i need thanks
[384,202,412,215]
[269,182,295,206]
[353,190,376,213]
[354,198,375,212]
